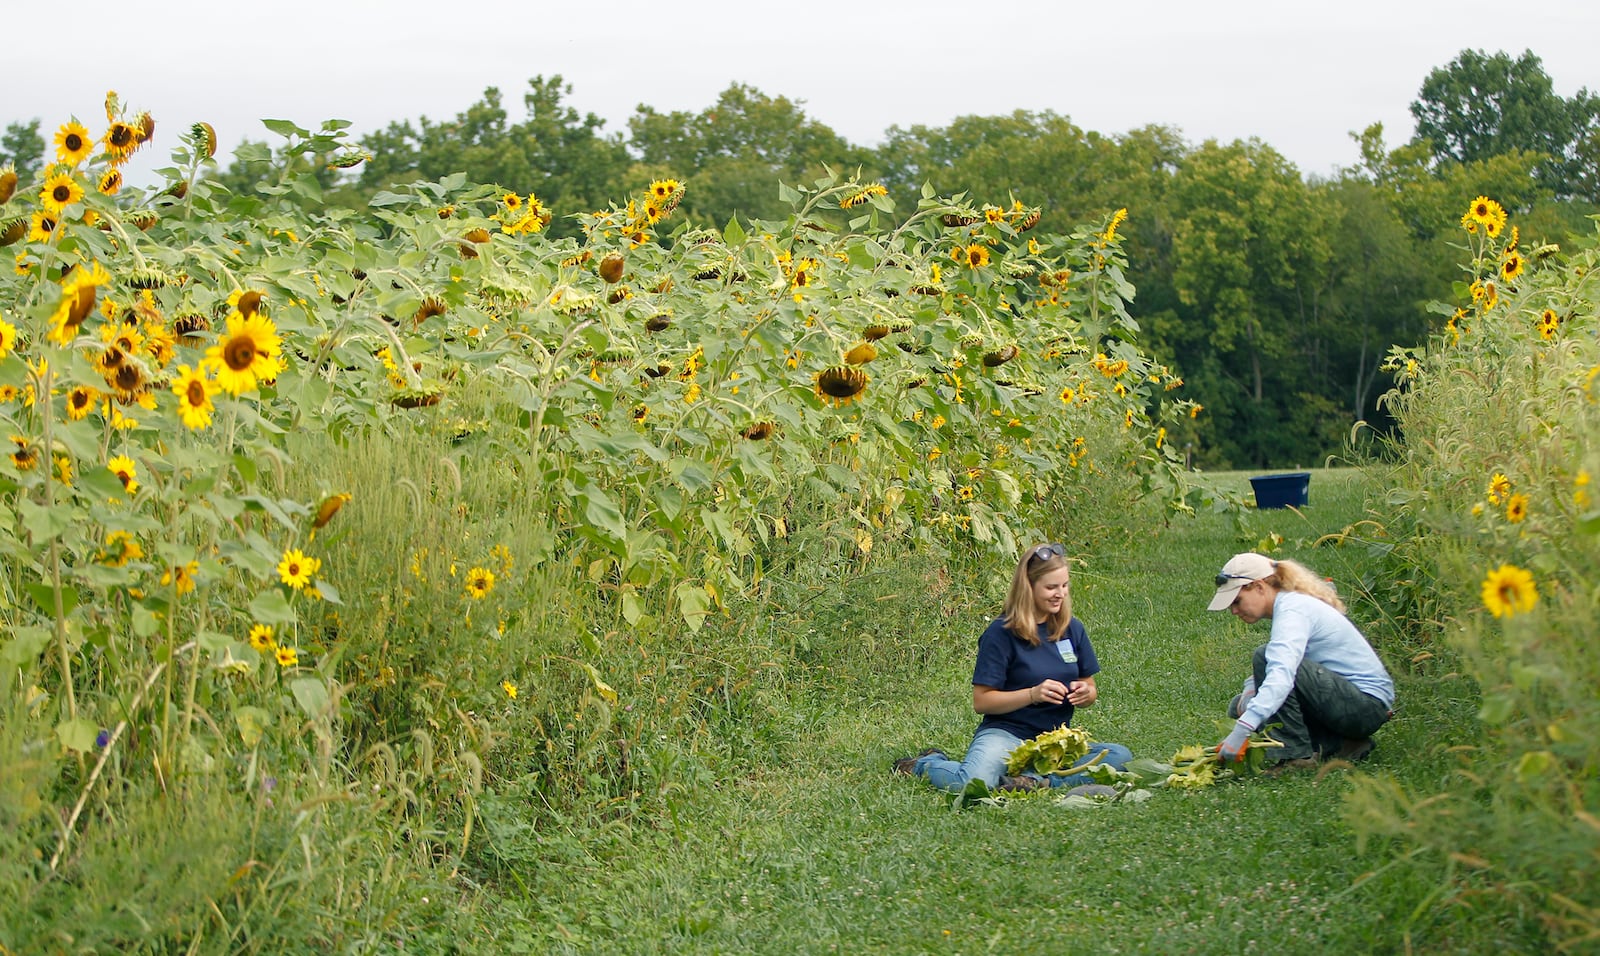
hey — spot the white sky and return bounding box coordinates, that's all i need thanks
[8,0,1598,187]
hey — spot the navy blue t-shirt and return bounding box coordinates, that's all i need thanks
[971,615,1100,739]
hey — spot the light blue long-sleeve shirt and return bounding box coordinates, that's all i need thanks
[1240,591,1395,730]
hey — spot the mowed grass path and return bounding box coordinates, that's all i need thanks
[521,469,1485,954]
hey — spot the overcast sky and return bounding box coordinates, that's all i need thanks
[9,0,1598,187]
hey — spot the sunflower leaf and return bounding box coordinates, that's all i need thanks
[248,589,296,626]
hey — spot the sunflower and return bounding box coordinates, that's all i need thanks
[248,624,275,653]
[66,384,100,421]
[1481,563,1537,618]
[1058,385,1075,405]
[742,421,775,440]
[0,167,15,204]
[170,364,220,430]
[963,244,990,269]
[54,122,94,166]
[28,212,59,244]
[311,492,351,531]
[0,318,15,359]
[631,403,649,423]
[105,354,152,403]
[99,530,143,567]
[861,324,891,342]
[228,289,266,317]
[814,365,868,407]
[984,206,1005,224]
[1487,472,1512,505]
[107,454,139,495]
[650,179,681,201]
[275,645,299,668]
[844,341,878,365]
[464,566,495,599]
[205,311,282,395]
[277,548,320,590]
[104,121,140,163]
[97,168,123,195]
[501,192,522,210]
[1504,493,1529,523]
[1500,252,1524,282]
[10,435,38,471]
[1538,309,1561,340]
[502,680,518,699]
[41,171,84,215]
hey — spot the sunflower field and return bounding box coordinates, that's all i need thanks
[1348,196,1600,948]
[0,99,1193,948]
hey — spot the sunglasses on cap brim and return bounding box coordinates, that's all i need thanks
[1215,572,1256,588]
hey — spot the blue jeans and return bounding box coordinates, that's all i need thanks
[913,726,1133,793]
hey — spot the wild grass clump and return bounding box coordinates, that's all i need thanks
[1354,198,1600,947]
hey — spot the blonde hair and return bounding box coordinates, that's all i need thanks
[1264,558,1345,613]
[1000,543,1073,646]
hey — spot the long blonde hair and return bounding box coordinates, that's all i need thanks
[1000,543,1073,646]
[1264,558,1346,613]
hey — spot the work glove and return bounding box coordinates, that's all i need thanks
[1218,720,1253,763]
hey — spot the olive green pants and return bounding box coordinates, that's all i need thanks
[1250,644,1391,761]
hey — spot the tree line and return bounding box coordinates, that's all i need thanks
[6,49,1594,468]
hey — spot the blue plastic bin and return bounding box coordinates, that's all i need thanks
[1250,472,1311,509]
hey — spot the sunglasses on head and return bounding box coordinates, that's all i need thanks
[1215,572,1256,588]
[1029,543,1068,564]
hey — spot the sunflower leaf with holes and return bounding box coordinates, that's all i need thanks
[1004,725,1093,776]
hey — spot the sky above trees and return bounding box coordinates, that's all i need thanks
[8,0,1598,188]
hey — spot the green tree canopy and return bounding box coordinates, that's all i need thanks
[2,119,45,182]
[1410,49,1600,201]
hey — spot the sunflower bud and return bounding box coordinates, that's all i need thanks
[190,122,217,158]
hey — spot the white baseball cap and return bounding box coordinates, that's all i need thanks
[1207,553,1277,611]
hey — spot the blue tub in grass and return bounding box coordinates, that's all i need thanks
[1250,472,1311,509]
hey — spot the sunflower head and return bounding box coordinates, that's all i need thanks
[105,121,140,162]
[645,314,672,333]
[54,122,94,166]
[0,167,16,204]
[742,421,775,440]
[815,366,869,407]
[191,122,218,158]
[983,345,1019,368]
[843,342,878,366]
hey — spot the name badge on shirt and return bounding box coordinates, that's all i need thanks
[1057,641,1077,664]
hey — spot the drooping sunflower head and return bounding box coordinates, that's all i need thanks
[861,324,891,342]
[97,168,123,196]
[54,121,94,166]
[10,435,38,471]
[742,421,775,440]
[191,122,218,158]
[104,121,140,163]
[0,166,16,204]
[107,453,139,494]
[814,365,869,407]
[843,341,878,366]
[982,345,1019,367]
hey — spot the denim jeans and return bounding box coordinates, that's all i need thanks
[913,726,1133,793]
[1250,644,1392,761]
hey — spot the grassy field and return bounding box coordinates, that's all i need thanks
[485,468,1497,954]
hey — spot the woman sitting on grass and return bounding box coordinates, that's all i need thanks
[1208,552,1395,773]
[894,543,1132,792]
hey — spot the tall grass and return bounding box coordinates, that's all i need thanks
[1350,206,1600,949]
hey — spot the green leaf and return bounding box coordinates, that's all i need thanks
[234,706,271,747]
[580,485,627,542]
[723,217,746,246]
[1478,692,1515,725]
[620,585,643,626]
[248,589,297,626]
[1514,750,1555,783]
[262,118,308,138]
[0,625,51,672]
[778,182,801,206]
[18,498,75,543]
[57,718,100,753]
[23,583,77,617]
[674,583,710,633]
[290,677,331,719]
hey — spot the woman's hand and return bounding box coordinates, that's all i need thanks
[1031,679,1069,705]
[1066,678,1097,707]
